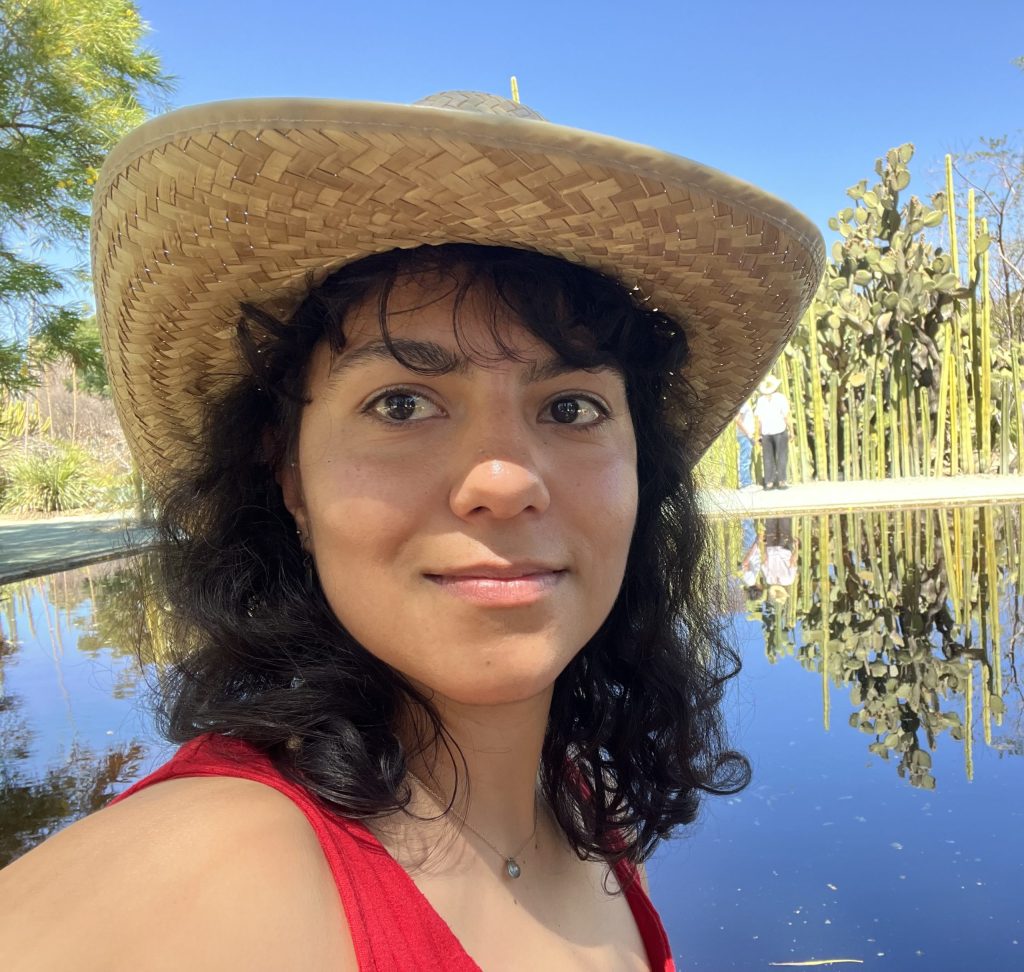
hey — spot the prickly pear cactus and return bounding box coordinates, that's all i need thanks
[787,144,972,479]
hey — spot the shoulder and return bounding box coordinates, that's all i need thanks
[0,775,357,971]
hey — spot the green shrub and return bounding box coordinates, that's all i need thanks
[92,468,140,512]
[0,444,101,514]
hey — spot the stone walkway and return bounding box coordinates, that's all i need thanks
[2,474,1023,583]
[0,512,155,584]
[702,473,1024,519]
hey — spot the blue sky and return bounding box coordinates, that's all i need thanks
[134,0,1023,233]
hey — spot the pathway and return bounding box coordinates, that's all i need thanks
[0,512,155,584]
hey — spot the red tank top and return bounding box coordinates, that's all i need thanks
[110,733,675,970]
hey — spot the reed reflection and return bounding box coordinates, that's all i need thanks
[731,504,1023,789]
[0,565,153,866]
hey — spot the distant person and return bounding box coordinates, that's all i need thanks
[762,517,798,601]
[734,398,755,488]
[754,375,792,490]
[738,519,764,604]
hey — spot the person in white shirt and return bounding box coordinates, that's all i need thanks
[753,375,792,490]
[762,517,798,591]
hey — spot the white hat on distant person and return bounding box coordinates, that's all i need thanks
[759,375,782,395]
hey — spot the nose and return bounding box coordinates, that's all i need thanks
[449,419,551,521]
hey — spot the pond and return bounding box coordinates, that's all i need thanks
[1,503,1021,969]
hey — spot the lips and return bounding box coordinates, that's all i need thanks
[424,564,566,606]
[427,562,564,580]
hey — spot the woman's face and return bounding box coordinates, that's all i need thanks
[279,271,638,707]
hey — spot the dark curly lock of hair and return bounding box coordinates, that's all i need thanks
[149,242,750,870]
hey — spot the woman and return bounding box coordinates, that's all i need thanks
[0,90,822,969]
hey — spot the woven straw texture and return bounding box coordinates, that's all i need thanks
[92,93,825,494]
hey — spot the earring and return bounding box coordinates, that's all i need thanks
[295,528,315,588]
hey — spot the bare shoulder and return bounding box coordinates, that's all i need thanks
[0,775,357,972]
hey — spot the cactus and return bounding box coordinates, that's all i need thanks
[700,143,1021,482]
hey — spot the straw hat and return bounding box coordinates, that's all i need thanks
[92,90,824,493]
[758,375,782,395]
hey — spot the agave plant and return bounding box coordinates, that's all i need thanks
[0,443,101,514]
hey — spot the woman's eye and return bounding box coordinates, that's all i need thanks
[366,390,441,423]
[544,396,606,426]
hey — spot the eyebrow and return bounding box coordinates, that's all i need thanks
[327,338,615,384]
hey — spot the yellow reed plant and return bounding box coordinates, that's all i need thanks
[703,146,1022,482]
[739,505,1022,789]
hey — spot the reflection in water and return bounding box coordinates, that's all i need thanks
[0,563,155,866]
[740,516,800,606]
[0,727,145,868]
[727,503,1023,789]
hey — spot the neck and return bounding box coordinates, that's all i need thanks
[402,687,553,853]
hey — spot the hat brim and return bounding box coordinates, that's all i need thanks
[92,98,824,492]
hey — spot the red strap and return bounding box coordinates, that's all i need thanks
[111,734,675,970]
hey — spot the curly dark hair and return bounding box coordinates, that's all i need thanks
[149,242,750,869]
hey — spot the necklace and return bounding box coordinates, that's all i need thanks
[408,772,538,880]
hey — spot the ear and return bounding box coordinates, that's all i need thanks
[277,460,311,544]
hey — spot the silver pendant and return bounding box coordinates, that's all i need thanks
[505,858,521,879]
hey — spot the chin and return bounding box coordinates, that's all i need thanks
[441,682,555,708]
[425,655,573,708]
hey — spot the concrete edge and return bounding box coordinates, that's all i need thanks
[702,491,1024,520]
[0,540,158,586]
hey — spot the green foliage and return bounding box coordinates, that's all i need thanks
[33,309,108,394]
[74,556,161,665]
[92,466,137,509]
[806,144,960,401]
[0,0,170,393]
[765,143,1017,480]
[66,315,109,395]
[0,306,108,398]
[0,337,30,392]
[0,435,133,512]
[749,505,1021,789]
[0,395,48,441]
[0,441,100,513]
[0,0,167,244]
[695,423,739,489]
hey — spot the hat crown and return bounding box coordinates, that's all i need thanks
[413,90,547,121]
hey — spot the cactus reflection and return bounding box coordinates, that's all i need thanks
[728,504,1023,789]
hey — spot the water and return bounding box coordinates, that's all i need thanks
[2,504,1021,969]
